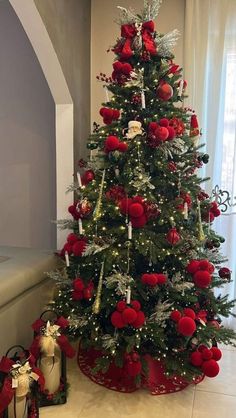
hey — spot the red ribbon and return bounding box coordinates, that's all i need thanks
[30,334,75,359]
[0,377,14,413]
[119,21,157,59]
[32,316,69,333]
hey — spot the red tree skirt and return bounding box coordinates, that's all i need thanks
[78,345,204,395]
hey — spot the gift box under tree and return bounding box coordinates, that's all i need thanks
[30,311,75,407]
[0,346,44,418]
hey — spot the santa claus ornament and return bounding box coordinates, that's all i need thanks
[30,311,75,406]
[0,346,44,418]
[125,121,144,139]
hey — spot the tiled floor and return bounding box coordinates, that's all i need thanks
[41,345,236,418]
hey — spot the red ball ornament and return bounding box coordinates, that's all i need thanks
[67,233,78,245]
[177,317,196,336]
[142,274,158,287]
[83,287,93,300]
[155,273,167,285]
[118,142,128,152]
[126,361,142,377]
[129,203,144,218]
[122,308,137,324]
[116,301,127,312]
[149,122,159,132]
[199,259,210,270]
[131,300,141,311]
[183,308,196,320]
[166,228,180,245]
[156,83,173,101]
[104,136,120,152]
[202,359,220,378]
[72,240,87,256]
[131,214,147,228]
[198,344,208,353]
[219,267,231,280]
[132,311,145,328]
[81,170,95,185]
[155,126,169,141]
[190,351,203,367]
[119,197,132,215]
[170,310,182,322]
[159,118,169,127]
[73,278,84,292]
[210,347,222,361]
[111,311,125,328]
[193,270,212,288]
[202,348,213,361]
[186,260,200,274]
[208,263,215,274]
[167,126,176,140]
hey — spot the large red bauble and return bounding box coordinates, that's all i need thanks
[131,300,141,311]
[122,63,133,75]
[201,359,220,378]
[155,273,167,285]
[104,135,120,152]
[183,308,196,320]
[177,317,196,336]
[219,267,231,279]
[83,287,93,300]
[170,310,182,322]
[132,311,145,328]
[118,142,128,153]
[156,83,173,101]
[112,109,120,120]
[166,228,180,245]
[72,240,87,256]
[81,170,95,185]
[167,126,176,140]
[129,203,144,218]
[190,351,203,367]
[155,126,169,141]
[119,197,132,215]
[202,348,213,360]
[116,301,127,312]
[67,233,78,245]
[159,118,169,127]
[193,270,212,288]
[141,273,150,285]
[126,361,142,377]
[111,311,125,328]
[146,274,159,287]
[149,122,159,132]
[198,259,210,270]
[122,308,137,324]
[186,260,200,274]
[210,347,222,361]
[73,278,84,292]
[131,214,147,228]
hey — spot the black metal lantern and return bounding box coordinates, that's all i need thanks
[0,345,41,418]
[30,310,75,407]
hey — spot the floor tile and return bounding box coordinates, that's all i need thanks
[196,349,236,396]
[192,391,236,418]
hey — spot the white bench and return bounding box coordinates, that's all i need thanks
[0,246,58,356]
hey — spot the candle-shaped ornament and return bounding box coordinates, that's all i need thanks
[126,286,131,304]
[178,79,184,97]
[141,89,146,109]
[8,396,27,418]
[128,221,132,240]
[183,202,188,220]
[104,86,109,102]
[77,172,82,188]
[78,218,83,235]
[65,251,70,267]
[40,356,61,395]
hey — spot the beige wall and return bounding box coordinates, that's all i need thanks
[91,0,185,125]
[35,0,91,160]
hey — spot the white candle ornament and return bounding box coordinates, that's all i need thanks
[184,202,188,220]
[40,356,61,394]
[128,221,132,240]
[178,79,184,97]
[126,286,131,304]
[65,251,70,267]
[77,172,82,188]
[104,86,109,102]
[8,396,27,418]
[141,90,146,109]
[78,218,83,234]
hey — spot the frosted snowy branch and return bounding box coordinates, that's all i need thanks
[105,271,134,296]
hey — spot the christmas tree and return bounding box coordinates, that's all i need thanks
[52,0,236,393]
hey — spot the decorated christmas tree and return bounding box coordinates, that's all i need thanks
[52,0,236,394]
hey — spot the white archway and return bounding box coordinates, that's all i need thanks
[9,0,74,249]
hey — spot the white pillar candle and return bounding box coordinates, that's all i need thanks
[78,218,83,234]
[141,90,146,109]
[104,86,109,102]
[8,396,27,418]
[126,286,131,304]
[128,221,132,240]
[77,172,82,188]
[178,79,184,97]
[65,251,70,267]
[40,356,61,395]
[183,202,188,220]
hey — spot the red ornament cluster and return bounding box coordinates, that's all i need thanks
[206,201,221,222]
[119,195,159,228]
[68,200,92,220]
[141,273,167,287]
[190,345,222,378]
[104,135,128,153]
[170,308,197,337]
[99,107,120,125]
[176,192,192,211]
[111,300,145,329]
[166,227,181,245]
[147,119,176,148]
[186,259,214,288]
[112,61,133,85]
[72,277,94,300]
[61,233,87,257]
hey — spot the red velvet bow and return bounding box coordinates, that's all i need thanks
[31,316,69,333]
[119,20,157,59]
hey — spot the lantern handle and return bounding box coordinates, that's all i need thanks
[40,309,58,322]
[5,345,28,360]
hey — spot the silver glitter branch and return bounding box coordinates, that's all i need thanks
[46,269,71,285]
[82,242,111,257]
[148,300,173,327]
[169,272,194,292]
[101,334,118,352]
[105,271,134,296]
[117,1,162,25]
[156,29,180,57]
[68,315,88,330]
